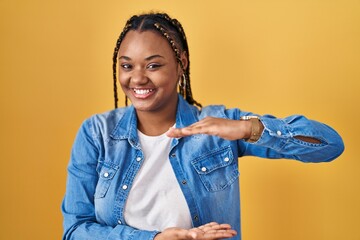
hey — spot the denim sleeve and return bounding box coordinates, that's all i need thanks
[239,114,344,162]
[61,118,159,240]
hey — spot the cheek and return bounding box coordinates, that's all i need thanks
[118,72,129,87]
[159,67,180,84]
[155,73,178,88]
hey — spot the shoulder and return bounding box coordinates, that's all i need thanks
[80,107,130,137]
[198,105,241,120]
[89,107,127,123]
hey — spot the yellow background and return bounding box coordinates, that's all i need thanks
[0,0,359,239]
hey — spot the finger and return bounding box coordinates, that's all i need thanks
[203,229,236,234]
[215,223,232,230]
[182,119,225,137]
[197,222,218,230]
[203,229,238,239]
[166,125,206,138]
[180,123,219,136]
[166,127,192,138]
[198,222,232,231]
[166,117,227,138]
[209,232,237,239]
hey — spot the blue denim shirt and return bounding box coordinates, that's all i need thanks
[62,95,344,240]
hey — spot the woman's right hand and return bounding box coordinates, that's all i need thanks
[154,222,237,240]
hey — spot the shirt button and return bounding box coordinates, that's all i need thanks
[122,185,128,190]
[103,172,109,178]
[224,157,230,162]
[277,130,282,136]
[194,215,199,221]
[182,180,187,185]
[201,167,207,172]
[136,157,142,162]
[171,153,176,158]
[117,220,122,224]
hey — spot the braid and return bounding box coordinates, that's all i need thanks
[112,21,132,108]
[112,13,202,108]
[154,14,202,107]
[169,20,202,107]
[153,23,182,65]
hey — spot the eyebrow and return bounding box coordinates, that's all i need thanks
[118,54,165,61]
[118,56,131,61]
[145,55,164,61]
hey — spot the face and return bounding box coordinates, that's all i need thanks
[118,30,185,114]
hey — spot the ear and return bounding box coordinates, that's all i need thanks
[179,51,188,70]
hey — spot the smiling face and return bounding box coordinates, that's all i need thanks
[118,30,186,115]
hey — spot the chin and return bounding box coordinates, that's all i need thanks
[131,101,156,111]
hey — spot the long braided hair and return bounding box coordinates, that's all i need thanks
[112,13,202,108]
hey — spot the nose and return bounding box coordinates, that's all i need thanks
[130,68,149,85]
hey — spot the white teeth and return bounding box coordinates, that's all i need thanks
[133,89,153,95]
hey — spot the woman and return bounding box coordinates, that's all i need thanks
[62,13,344,240]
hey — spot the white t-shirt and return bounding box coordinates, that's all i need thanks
[123,130,192,231]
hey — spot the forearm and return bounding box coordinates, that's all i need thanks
[62,120,159,240]
[243,114,344,162]
[62,163,159,240]
[62,220,158,240]
[241,116,321,144]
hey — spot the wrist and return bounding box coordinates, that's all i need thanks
[239,119,252,139]
[240,116,264,142]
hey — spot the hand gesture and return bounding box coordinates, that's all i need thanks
[154,222,237,240]
[166,117,252,140]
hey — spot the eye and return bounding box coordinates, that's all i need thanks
[147,63,162,70]
[120,63,132,71]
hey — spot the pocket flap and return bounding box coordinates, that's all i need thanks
[191,146,234,175]
[95,164,119,199]
[99,165,118,180]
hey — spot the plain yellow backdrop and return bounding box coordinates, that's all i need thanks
[0,0,359,239]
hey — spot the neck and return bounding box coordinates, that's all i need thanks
[136,99,178,136]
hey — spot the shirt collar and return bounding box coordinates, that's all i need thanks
[110,94,199,142]
[175,95,198,128]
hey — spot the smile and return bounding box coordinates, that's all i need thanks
[133,88,154,95]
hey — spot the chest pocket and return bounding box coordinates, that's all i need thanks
[94,164,119,199]
[191,146,239,192]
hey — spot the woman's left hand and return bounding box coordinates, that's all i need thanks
[166,117,252,140]
[154,222,237,240]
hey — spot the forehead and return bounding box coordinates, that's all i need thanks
[118,30,173,58]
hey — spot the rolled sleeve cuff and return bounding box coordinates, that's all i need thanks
[253,117,292,151]
[107,225,160,240]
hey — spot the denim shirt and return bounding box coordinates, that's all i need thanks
[62,95,344,240]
